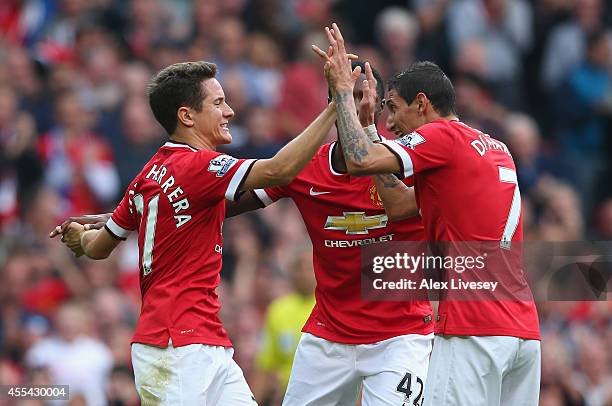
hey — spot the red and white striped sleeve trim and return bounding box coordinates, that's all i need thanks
[225,159,257,201]
[380,139,414,179]
[253,189,274,206]
[105,217,131,240]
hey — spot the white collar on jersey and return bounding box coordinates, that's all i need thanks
[328,142,345,176]
[163,141,198,152]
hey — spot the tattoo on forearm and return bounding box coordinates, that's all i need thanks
[375,174,402,189]
[335,90,372,163]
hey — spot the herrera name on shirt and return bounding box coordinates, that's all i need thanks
[145,163,192,228]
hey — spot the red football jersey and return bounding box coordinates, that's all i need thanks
[382,119,540,340]
[254,143,433,344]
[106,141,257,347]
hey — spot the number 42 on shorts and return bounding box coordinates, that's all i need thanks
[396,372,424,406]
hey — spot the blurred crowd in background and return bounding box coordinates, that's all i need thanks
[0,0,611,405]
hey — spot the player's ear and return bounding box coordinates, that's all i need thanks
[177,107,194,127]
[415,93,428,114]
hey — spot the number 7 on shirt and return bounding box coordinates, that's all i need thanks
[498,167,520,250]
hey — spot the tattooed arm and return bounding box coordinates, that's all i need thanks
[356,108,419,220]
[370,158,419,220]
[373,175,419,220]
[313,24,401,176]
[334,86,401,176]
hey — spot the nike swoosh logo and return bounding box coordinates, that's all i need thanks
[309,187,331,196]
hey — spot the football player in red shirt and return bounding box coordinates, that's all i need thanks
[54,60,345,405]
[315,24,541,406]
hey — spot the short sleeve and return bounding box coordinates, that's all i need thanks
[106,189,137,240]
[193,151,258,202]
[380,126,453,179]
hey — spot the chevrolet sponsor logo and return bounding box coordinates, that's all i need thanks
[324,234,394,247]
[324,212,388,235]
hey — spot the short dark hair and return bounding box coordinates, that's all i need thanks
[147,61,217,135]
[388,61,456,116]
[327,61,385,103]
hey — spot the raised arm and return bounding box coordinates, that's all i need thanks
[354,57,419,221]
[239,102,337,190]
[313,24,401,176]
[241,48,360,190]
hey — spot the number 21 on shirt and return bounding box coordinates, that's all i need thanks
[133,194,160,276]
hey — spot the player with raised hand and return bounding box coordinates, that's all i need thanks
[314,23,541,406]
[52,60,359,405]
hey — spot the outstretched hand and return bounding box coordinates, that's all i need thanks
[49,214,109,238]
[358,62,378,127]
[312,23,361,93]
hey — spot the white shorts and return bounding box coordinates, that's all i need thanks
[131,341,257,405]
[423,335,541,406]
[283,333,433,406]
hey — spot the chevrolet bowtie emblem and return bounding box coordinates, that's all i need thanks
[324,212,388,235]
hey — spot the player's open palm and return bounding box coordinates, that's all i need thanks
[358,62,378,127]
